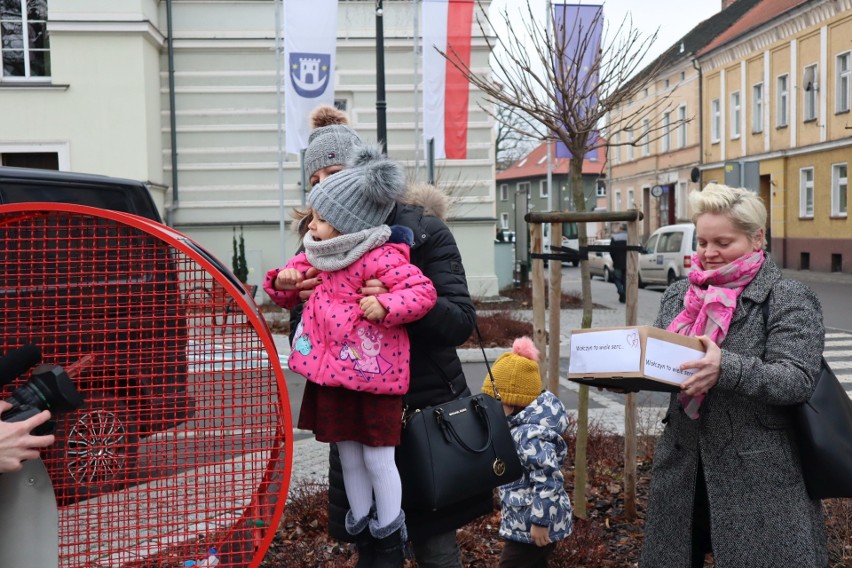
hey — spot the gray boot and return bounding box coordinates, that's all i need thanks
[345,509,375,567]
[369,511,407,568]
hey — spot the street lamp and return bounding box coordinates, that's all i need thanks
[376,0,388,154]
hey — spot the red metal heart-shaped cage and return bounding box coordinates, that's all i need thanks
[0,203,291,567]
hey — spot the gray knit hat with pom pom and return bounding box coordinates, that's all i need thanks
[303,105,364,179]
[308,144,406,234]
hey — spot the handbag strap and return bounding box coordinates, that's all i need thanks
[475,323,503,402]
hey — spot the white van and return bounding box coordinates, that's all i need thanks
[638,223,697,287]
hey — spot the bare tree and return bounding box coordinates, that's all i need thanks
[438,1,687,519]
[495,103,537,170]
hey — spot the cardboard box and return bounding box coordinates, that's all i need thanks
[567,326,706,393]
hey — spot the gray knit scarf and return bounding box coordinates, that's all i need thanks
[303,225,391,272]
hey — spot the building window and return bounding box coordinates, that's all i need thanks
[613,132,621,164]
[642,119,650,156]
[776,74,789,127]
[627,188,635,209]
[661,112,671,152]
[730,91,741,138]
[663,79,669,89]
[500,212,509,229]
[677,181,688,220]
[500,184,508,201]
[615,190,622,211]
[711,98,721,143]
[0,0,50,79]
[832,163,848,216]
[539,179,548,198]
[752,83,764,133]
[677,105,687,148]
[680,71,685,81]
[626,130,634,161]
[800,167,814,217]
[803,63,818,121]
[518,181,530,195]
[836,52,851,114]
[596,180,607,197]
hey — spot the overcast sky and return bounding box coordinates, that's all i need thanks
[489,0,723,72]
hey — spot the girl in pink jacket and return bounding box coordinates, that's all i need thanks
[264,149,436,563]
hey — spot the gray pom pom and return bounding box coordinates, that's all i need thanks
[356,155,408,207]
[348,143,385,168]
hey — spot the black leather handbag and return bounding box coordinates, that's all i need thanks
[795,357,852,500]
[760,299,852,499]
[396,328,523,511]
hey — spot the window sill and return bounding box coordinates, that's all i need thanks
[799,215,815,220]
[835,109,850,116]
[830,214,848,219]
[0,82,69,91]
[776,124,788,130]
[751,129,764,135]
[731,135,741,140]
[803,118,817,124]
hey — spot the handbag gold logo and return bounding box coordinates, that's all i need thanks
[493,458,507,476]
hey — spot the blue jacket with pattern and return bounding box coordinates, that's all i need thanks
[498,390,573,544]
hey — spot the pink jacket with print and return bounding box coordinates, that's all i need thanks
[263,242,437,395]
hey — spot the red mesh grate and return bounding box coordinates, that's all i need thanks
[0,204,291,568]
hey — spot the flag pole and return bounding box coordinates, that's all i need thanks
[275,0,286,257]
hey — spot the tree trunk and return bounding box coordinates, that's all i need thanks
[570,152,591,519]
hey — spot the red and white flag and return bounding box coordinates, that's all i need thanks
[422,0,474,160]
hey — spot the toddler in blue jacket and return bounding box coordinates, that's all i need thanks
[482,336,573,568]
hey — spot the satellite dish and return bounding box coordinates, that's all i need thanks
[690,167,700,183]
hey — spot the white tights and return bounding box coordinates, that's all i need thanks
[337,440,402,529]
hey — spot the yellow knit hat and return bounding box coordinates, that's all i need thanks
[482,336,542,407]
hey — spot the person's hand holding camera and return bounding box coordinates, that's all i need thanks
[0,402,54,473]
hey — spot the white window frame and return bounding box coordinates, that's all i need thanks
[832,162,848,217]
[0,0,51,80]
[627,188,635,209]
[804,63,818,121]
[596,181,607,197]
[642,119,651,156]
[836,52,851,114]
[776,74,789,127]
[499,183,508,201]
[613,132,621,164]
[661,112,671,152]
[752,83,764,133]
[500,212,510,230]
[626,130,634,161]
[676,105,687,148]
[539,179,549,198]
[711,99,721,143]
[800,167,814,218]
[614,190,622,211]
[730,91,741,139]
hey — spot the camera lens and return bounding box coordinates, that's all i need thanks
[6,364,84,416]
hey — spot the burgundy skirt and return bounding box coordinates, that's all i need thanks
[297,380,403,447]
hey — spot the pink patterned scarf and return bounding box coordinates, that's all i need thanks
[667,249,765,419]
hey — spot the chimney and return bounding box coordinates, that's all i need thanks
[722,0,737,8]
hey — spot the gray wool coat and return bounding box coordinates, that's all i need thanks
[640,257,828,568]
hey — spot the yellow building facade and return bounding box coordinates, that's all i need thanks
[699,1,852,272]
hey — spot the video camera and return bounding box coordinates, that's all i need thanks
[0,345,86,436]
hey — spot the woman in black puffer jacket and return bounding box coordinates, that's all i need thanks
[289,104,491,568]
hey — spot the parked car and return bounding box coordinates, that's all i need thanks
[0,166,192,502]
[638,223,697,287]
[588,238,614,282]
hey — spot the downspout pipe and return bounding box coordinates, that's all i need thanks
[692,57,703,181]
[166,0,179,226]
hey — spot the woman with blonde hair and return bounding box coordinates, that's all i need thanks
[641,183,828,568]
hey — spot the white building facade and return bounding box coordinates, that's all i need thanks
[0,0,499,297]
